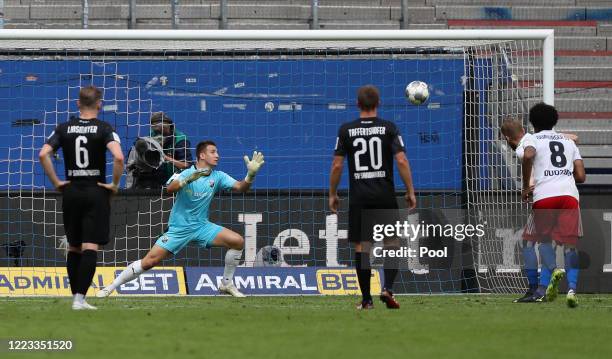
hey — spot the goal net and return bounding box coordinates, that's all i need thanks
[0,30,553,295]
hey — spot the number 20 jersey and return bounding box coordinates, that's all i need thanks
[334,117,405,204]
[46,117,120,184]
[531,130,582,202]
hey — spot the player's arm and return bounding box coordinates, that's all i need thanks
[573,159,586,183]
[166,167,212,194]
[521,146,536,201]
[97,133,125,194]
[395,152,416,209]
[39,144,69,191]
[328,155,344,214]
[232,151,265,193]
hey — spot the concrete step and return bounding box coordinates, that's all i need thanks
[428,0,576,4]
[556,37,608,51]
[227,20,309,30]
[555,98,612,113]
[577,145,612,157]
[599,23,612,36]
[583,174,612,185]
[584,158,612,168]
[556,66,612,81]
[557,119,612,131]
[449,25,596,37]
[319,21,399,29]
[435,6,587,21]
[555,54,612,65]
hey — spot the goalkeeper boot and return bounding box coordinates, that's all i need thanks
[379,289,400,309]
[72,300,97,311]
[96,287,113,298]
[219,281,246,298]
[356,299,374,310]
[545,269,564,302]
[566,289,578,308]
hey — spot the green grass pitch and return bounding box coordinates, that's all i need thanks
[2,295,612,359]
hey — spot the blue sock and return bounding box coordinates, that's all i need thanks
[565,247,579,291]
[538,242,557,289]
[523,243,539,290]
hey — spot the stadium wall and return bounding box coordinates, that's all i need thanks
[1,190,612,295]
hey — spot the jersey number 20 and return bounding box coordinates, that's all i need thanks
[353,137,382,171]
[75,135,90,168]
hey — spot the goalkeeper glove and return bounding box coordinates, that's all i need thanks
[178,167,211,188]
[244,151,265,183]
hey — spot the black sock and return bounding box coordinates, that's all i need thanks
[77,250,98,296]
[66,251,82,295]
[355,252,372,302]
[383,247,400,291]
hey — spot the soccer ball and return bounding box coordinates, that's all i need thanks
[405,81,430,105]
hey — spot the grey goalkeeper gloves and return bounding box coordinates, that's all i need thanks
[178,167,212,188]
[244,151,265,183]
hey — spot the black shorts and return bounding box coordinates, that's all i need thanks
[348,197,399,243]
[62,183,111,246]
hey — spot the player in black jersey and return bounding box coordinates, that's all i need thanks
[39,85,124,310]
[329,85,416,310]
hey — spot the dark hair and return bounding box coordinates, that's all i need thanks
[357,85,380,111]
[529,102,558,131]
[79,85,102,109]
[196,140,216,158]
[150,112,173,125]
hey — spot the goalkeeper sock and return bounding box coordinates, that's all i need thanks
[522,242,538,291]
[383,247,400,291]
[223,249,243,285]
[355,252,372,302]
[564,247,579,291]
[76,250,97,296]
[107,260,146,292]
[66,251,82,295]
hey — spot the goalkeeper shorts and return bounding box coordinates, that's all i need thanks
[155,222,223,254]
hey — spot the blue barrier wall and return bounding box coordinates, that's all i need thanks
[0,59,465,190]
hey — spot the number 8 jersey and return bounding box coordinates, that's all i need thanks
[334,116,405,204]
[531,130,582,202]
[46,117,120,184]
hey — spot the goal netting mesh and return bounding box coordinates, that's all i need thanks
[0,36,546,295]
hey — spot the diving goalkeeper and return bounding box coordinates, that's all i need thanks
[97,140,264,298]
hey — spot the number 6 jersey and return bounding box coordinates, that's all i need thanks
[531,130,582,202]
[334,116,405,204]
[46,117,120,184]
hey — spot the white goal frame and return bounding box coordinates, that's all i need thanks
[0,29,554,105]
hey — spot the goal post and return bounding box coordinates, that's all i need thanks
[0,29,554,295]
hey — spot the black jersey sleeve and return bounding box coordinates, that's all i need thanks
[46,125,63,151]
[102,123,120,146]
[390,123,405,154]
[333,125,348,156]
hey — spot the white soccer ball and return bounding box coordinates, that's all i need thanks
[405,81,430,105]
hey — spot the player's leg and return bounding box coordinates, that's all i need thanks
[61,184,83,301]
[210,227,245,297]
[71,186,111,309]
[564,244,579,308]
[555,198,581,307]
[380,237,400,309]
[97,244,173,297]
[349,205,373,309]
[514,239,539,303]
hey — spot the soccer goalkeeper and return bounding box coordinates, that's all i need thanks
[97,140,264,298]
